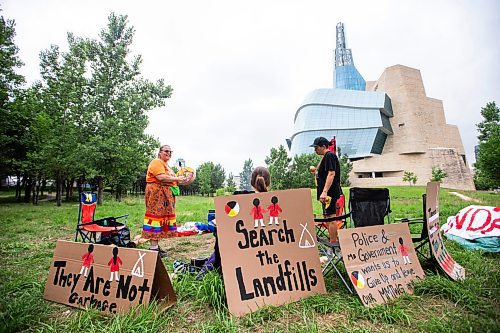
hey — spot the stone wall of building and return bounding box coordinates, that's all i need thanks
[350,65,475,190]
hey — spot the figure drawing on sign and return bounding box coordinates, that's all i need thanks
[108,247,123,281]
[299,223,316,248]
[79,243,94,277]
[267,196,282,226]
[398,237,411,264]
[250,198,266,228]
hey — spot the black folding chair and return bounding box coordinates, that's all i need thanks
[397,194,431,260]
[315,188,391,293]
[348,187,391,228]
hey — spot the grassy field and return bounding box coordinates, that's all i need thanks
[0,187,499,333]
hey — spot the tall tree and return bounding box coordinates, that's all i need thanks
[265,145,291,190]
[197,162,214,196]
[36,37,89,205]
[475,101,500,189]
[225,172,236,194]
[0,12,26,183]
[239,159,253,191]
[338,147,353,187]
[86,13,172,202]
[289,153,320,189]
[211,163,226,192]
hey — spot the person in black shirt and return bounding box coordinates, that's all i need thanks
[309,137,343,244]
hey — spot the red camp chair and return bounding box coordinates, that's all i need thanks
[314,194,353,293]
[75,192,128,244]
[314,194,347,242]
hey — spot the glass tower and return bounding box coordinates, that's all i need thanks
[289,22,393,158]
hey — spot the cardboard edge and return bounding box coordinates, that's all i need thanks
[151,255,177,310]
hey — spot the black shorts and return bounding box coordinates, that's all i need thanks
[322,201,337,216]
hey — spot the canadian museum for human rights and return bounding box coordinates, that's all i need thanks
[288,23,474,190]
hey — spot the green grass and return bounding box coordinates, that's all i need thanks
[0,187,499,332]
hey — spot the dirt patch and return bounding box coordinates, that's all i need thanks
[449,192,482,203]
[161,233,215,261]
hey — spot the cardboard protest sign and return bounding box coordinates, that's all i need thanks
[215,188,326,316]
[44,240,176,314]
[425,182,465,280]
[338,223,425,306]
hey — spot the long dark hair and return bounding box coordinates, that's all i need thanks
[112,247,118,265]
[86,244,94,260]
[271,196,278,209]
[251,166,270,193]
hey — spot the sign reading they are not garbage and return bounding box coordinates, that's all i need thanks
[44,240,176,314]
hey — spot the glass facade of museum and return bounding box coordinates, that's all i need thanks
[334,65,366,91]
[289,22,393,158]
[290,89,393,158]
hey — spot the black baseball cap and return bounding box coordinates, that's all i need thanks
[309,136,331,147]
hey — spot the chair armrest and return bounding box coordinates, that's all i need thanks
[115,214,129,225]
[396,217,424,223]
[314,212,351,223]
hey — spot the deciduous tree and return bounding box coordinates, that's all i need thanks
[403,171,417,186]
[265,145,291,190]
[0,12,25,188]
[289,153,320,189]
[225,172,236,194]
[239,159,253,191]
[475,102,499,189]
[430,166,448,182]
[85,13,172,202]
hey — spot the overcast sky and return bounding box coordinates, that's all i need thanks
[4,0,499,176]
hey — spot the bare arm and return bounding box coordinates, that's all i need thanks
[156,173,185,184]
[319,171,335,203]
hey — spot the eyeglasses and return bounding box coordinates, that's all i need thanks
[162,150,173,154]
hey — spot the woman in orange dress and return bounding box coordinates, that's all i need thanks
[142,145,186,257]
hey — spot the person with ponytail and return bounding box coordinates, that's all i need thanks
[194,166,272,279]
[250,166,271,193]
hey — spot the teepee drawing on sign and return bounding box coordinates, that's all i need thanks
[132,251,146,277]
[299,223,316,248]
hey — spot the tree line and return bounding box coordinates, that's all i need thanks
[227,145,352,193]
[0,12,171,205]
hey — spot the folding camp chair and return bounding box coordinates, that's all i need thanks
[314,194,347,241]
[397,194,431,260]
[314,188,391,293]
[348,187,391,228]
[314,195,353,293]
[75,192,129,245]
